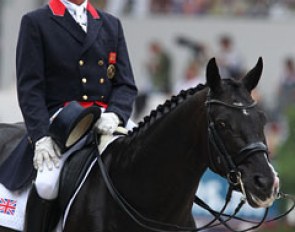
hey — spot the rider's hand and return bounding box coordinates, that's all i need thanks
[34,136,61,172]
[95,112,120,135]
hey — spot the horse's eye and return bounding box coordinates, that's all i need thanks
[217,121,227,129]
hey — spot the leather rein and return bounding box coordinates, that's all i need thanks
[94,90,295,232]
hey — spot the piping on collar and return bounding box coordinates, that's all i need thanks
[49,0,100,19]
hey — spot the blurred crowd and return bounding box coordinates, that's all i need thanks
[133,34,248,119]
[93,0,295,19]
[145,35,295,111]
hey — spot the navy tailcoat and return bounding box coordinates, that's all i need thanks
[0,0,137,190]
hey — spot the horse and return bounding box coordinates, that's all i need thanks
[0,123,25,165]
[62,57,280,231]
[0,57,280,232]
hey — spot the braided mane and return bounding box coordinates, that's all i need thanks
[128,84,207,139]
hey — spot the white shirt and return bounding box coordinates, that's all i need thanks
[61,0,88,32]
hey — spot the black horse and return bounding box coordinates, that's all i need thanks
[62,57,279,231]
[0,58,280,232]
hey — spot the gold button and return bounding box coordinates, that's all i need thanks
[98,59,104,66]
[82,77,87,84]
[82,95,88,100]
[99,78,105,84]
[79,60,84,66]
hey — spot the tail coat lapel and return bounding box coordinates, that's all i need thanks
[50,11,86,44]
[81,13,102,54]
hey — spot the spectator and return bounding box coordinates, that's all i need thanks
[133,40,172,121]
[96,0,295,17]
[171,0,183,13]
[182,0,209,15]
[280,57,295,86]
[146,41,172,94]
[277,57,295,113]
[248,0,270,17]
[150,0,172,14]
[175,60,205,93]
[216,34,245,80]
[176,36,208,66]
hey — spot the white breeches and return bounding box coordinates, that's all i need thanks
[35,136,88,200]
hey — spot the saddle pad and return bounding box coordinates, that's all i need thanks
[0,184,30,231]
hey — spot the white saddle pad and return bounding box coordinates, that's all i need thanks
[0,184,30,231]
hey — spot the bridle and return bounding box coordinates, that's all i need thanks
[205,90,269,193]
[93,88,295,232]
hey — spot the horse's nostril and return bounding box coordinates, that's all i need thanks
[254,175,272,190]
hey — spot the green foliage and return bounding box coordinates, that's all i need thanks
[258,225,294,232]
[276,106,295,194]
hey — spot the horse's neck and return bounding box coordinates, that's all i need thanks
[141,95,209,191]
[111,90,209,221]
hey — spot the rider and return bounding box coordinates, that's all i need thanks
[0,0,137,231]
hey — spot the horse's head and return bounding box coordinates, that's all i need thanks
[205,57,280,208]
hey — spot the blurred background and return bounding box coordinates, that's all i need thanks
[0,0,295,231]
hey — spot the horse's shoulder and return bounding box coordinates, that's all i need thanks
[0,122,26,131]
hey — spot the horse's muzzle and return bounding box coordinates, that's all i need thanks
[247,173,280,208]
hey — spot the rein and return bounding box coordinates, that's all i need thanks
[93,89,295,232]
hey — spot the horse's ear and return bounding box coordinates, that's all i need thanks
[243,57,263,92]
[206,57,221,92]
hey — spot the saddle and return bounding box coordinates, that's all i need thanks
[58,141,97,215]
[0,122,26,165]
[57,132,122,223]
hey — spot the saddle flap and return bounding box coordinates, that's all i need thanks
[59,144,96,214]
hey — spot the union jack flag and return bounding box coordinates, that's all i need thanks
[0,198,17,216]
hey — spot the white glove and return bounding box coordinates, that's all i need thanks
[34,136,61,172]
[95,112,120,135]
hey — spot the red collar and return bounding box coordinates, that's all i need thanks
[49,0,100,19]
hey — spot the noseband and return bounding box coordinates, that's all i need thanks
[205,91,269,189]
